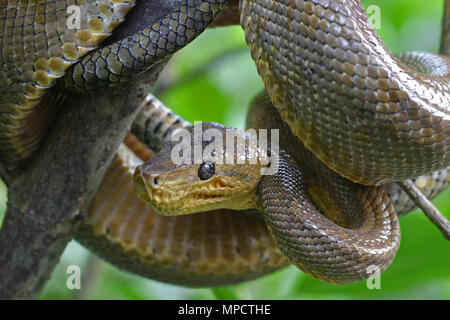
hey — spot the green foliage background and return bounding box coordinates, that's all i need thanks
[0,0,448,299]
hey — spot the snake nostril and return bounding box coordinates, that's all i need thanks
[153,176,159,186]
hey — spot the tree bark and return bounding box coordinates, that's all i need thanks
[441,0,450,55]
[0,0,178,299]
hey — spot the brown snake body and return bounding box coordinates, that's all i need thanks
[241,0,450,186]
[134,93,399,283]
[0,0,449,285]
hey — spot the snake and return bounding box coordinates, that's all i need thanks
[0,0,449,285]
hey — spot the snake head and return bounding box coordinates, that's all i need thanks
[134,122,272,215]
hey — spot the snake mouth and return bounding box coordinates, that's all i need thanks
[190,178,236,203]
[192,193,224,201]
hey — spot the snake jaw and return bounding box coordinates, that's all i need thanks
[185,177,240,209]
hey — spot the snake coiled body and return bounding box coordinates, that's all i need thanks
[0,0,136,166]
[241,0,450,185]
[0,0,449,286]
[250,93,400,283]
[0,0,226,168]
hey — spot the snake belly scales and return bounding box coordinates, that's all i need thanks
[0,0,448,285]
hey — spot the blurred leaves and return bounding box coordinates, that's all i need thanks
[1,0,447,299]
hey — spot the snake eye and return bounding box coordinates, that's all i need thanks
[198,162,215,180]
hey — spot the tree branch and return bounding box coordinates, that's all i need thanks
[397,180,450,240]
[0,0,180,299]
[210,0,239,27]
[440,0,450,55]
[0,62,166,299]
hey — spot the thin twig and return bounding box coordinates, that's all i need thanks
[397,180,450,240]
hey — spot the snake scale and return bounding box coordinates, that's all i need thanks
[0,0,449,285]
